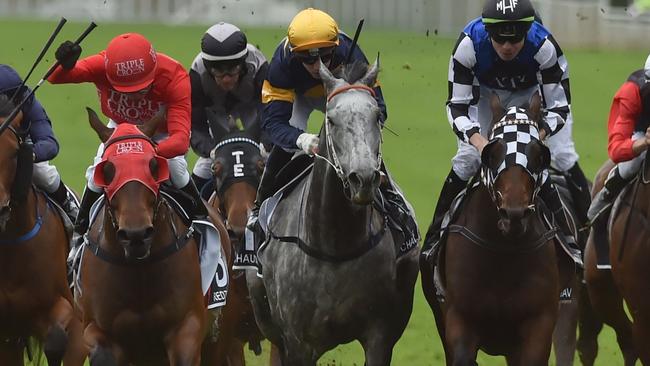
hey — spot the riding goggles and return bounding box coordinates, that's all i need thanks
[293,47,335,65]
[486,22,530,44]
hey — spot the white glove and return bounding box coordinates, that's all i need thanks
[296,133,319,156]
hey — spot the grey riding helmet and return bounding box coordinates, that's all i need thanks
[482,0,536,41]
[201,22,249,75]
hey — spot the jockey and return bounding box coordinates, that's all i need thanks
[49,33,207,262]
[190,22,269,193]
[588,55,650,220]
[249,8,419,247]
[0,65,79,221]
[422,0,591,252]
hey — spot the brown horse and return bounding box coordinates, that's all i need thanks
[202,131,280,366]
[0,108,86,365]
[421,94,573,366]
[77,111,229,365]
[579,159,638,366]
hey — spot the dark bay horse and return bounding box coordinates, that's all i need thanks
[421,94,572,366]
[247,60,419,365]
[579,159,638,366]
[0,103,85,366]
[202,131,273,365]
[77,111,229,365]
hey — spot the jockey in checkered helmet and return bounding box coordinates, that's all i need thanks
[421,0,591,258]
[189,22,270,194]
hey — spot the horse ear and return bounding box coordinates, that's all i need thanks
[529,92,542,123]
[139,108,166,138]
[481,138,506,171]
[358,57,379,88]
[526,139,551,174]
[489,93,505,126]
[86,107,114,143]
[0,110,24,128]
[319,59,343,94]
[212,160,224,178]
[256,157,265,176]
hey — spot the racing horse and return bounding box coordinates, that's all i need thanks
[247,60,419,365]
[0,99,86,365]
[578,159,638,366]
[76,110,228,365]
[589,148,650,364]
[202,130,273,365]
[421,94,573,365]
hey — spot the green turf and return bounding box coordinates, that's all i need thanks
[2,19,642,365]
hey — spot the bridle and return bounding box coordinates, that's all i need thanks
[314,84,383,192]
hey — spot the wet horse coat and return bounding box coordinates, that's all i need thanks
[247,61,419,365]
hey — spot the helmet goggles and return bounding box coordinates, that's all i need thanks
[293,47,335,65]
[486,22,530,44]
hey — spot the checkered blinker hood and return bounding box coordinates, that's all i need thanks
[481,106,550,190]
[94,124,169,201]
[210,134,263,194]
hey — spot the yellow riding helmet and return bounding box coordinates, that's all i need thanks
[287,8,340,52]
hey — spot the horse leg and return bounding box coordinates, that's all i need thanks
[269,342,283,366]
[361,330,396,366]
[165,313,205,366]
[553,297,578,366]
[281,339,316,366]
[225,340,245,366]
[576,279,603,366]
[444,308,478,366]
[41,296,76,366]
[84,322,122,366]
[0,339,24,366]
[507,313,555,366]
[631,315,650,365]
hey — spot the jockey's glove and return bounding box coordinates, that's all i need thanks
[296,133,319,156]
[55,41,82,70]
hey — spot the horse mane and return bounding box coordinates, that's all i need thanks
[334,61,370,84]
[0,93,16,118]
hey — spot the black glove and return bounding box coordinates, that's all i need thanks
[55,41,82,70]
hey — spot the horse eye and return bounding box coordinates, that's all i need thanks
[149,158,159,180]
[103,161,116,184]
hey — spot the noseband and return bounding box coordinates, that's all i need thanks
[315,84,383,192]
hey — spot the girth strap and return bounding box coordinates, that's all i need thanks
[448,224,556,254]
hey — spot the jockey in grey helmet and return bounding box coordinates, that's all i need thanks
[189,22,269,193]
[422,0,591,254]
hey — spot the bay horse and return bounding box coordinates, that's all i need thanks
[77,109,229,365]
[421,93,573,366]
[579,159,638,366]
[0,99,85,366]
[202,130,274,365]
[247,60,419,365]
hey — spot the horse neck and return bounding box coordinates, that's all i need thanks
[4,188,37,237]
[305,158,374,248]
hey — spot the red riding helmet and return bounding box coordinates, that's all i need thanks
[104,33,157,93]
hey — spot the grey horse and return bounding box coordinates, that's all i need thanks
[247,60,419,365]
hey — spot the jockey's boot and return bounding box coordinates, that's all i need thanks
[587,166,629,222]
[179,180,209,221]
[68,187,102,268]
[565,162,592,228]
[192,173,214,201]
[50,180,80,223]
[379,164,420,252]
[247,146,293,232]
[421,169,467,255]
[540,179,580,254]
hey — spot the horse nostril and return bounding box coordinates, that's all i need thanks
[143,227,154,240]
[117,229,128,242]
[498,208,508,218]
[348,172,362,187]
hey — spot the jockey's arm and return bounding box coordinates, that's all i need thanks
[25,97,59,163]
[536,35,570,137]
[156,73,191,159]
[261,77,302,149]
[47,54,105,84]
[189,70,214,158]
[609,82,643,163]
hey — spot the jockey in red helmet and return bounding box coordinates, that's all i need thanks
[49,33,206,266]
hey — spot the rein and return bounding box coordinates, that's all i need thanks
[447,224,556,254]
[0,187,45,245]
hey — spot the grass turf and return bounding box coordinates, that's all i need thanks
[1,19,642,365]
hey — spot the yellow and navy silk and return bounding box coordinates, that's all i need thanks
[261,32,387,149]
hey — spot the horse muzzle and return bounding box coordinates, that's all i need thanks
[347,169,380,205]
[117,226,154,260]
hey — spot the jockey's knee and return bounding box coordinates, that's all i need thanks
[551,151,579,172]
[451,155,480,181]
[168,157,190,188]
[192,157,212,180]
[32,162,61,193]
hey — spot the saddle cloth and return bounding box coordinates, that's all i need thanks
[74,194,228,309]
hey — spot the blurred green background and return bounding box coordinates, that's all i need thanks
[1,19,641,365]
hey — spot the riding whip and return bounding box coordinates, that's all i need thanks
[345,19,364,65]
[10,17,67,102]
[0,21,97,137]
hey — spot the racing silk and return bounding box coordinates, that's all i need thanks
[261,32,387,149]
[0,64,58,162]
[189,44,268,157]
[607,70,650,163]
[447,18,571,143]
[48,52,191,159]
